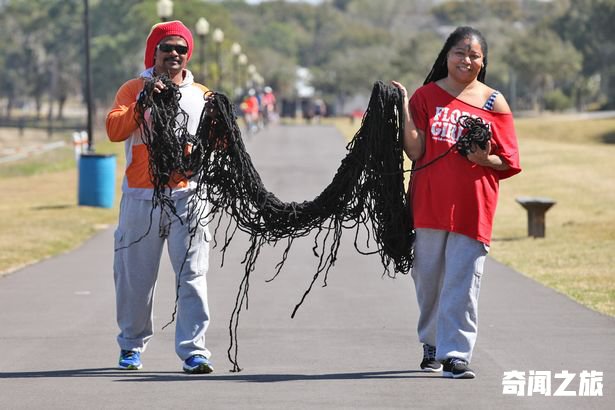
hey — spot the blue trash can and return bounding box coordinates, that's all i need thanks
[78,153,117,208]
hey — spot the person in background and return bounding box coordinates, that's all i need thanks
[261,86,277,126]
[242,88,260,134]
[392,26,521,379]
[106,20,216,374]
[313,97,327,124]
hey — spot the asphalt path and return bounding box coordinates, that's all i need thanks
[1,123,613,409]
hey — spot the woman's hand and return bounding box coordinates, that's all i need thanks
[391,81,409,104]
[467,140,492,166]
[467,140,510,171]
[391,81,424,160]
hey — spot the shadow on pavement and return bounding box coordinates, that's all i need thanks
[0,368,437,383]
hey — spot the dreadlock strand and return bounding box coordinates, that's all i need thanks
[140,80,415,371]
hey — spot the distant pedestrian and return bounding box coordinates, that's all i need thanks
[393,26,521,379]
[313,97,326,123]
[301,98,315,123]
[242,89,260,134]
[106,20,218,374]
[261,86,277,126]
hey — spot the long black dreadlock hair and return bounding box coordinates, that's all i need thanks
[134,75,492,372]
[129,74,213,329]
[423,26,489,85]
[191,81,413,371]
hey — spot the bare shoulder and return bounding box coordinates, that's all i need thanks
[481,84,511,113]
[492,92,512,113]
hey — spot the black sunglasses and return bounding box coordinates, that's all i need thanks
[157,43,188,55]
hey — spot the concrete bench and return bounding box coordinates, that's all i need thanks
[515,196,556,238]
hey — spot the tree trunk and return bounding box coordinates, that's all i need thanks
[57,94,67,120]
[47,99,54,139]
[600,66,610,97]
[5,96,14,120]
[35,96,42,120]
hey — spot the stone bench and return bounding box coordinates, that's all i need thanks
[515,196,556,238]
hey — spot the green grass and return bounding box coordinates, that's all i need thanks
[0,132,124,274]
[491,118,615,316]
[0,147,76,177]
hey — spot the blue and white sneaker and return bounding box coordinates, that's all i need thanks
[118,350,142,370]
[183,354,214,374]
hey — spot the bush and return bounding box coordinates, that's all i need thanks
[543,89,572,111]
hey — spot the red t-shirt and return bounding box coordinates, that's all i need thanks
[409,82,521,244]
[245,96,259,114]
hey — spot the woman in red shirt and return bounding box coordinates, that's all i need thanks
[393,26,521,379]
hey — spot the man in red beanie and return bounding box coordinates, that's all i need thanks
[106,20,215,374]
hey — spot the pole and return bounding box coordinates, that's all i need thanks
[233,56,238,97]
[216,43,222,91]
[199,35,206,84]
[509,67,517,113]
[83,0,94,152]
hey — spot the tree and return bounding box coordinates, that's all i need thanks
[390,31,443,91]
[553,0,615,108]
[43,0,83,120]
[1,0,609,121]
[505,27,582,111]
[89,0,146,110]
[432,0,524,25]
[0,0,52,119]
[252,48,297,96]
[312,44,396,112]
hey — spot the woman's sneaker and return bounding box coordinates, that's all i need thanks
[183,354,214,374]
[442,358,475,379]
[118,350,142,370]
[420,344,443,372]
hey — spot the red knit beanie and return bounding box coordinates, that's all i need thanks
[144,20,194,69]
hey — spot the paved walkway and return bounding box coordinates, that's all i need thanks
[1,124,613,409]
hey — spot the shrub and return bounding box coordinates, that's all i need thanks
[543,89,572,111]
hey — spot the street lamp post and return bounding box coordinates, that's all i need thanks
[195,17,209,85]
[156,0,173,22]
[247,64,256,89]
[253,72,264,90]
[83,0,93,152]
[212,28,224,90]
[238,53,247,95]
[78,0,118,210]
[230,42,241,97]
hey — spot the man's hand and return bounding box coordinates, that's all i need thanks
[152,79,167,94]
[204,94,219,118]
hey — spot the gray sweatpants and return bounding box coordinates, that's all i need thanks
[411,228,488,363]
[113,194,211,361]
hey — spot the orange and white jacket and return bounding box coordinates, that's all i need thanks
[106,68,208,200]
